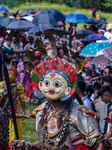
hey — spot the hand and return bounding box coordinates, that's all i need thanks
[24,114,36,119]
[104,116,112,123]
[104,131,111,140]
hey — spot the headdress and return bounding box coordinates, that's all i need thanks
[32,58,78,101]
[22,33,85,102]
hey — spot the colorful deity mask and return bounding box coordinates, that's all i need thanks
[8,67,18,82]
[32,58,78,101]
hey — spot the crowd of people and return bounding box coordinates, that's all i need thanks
[1,9,112,150]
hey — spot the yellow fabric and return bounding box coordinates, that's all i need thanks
[16,81,25,102]
[0,81,4,88]
[9,111,23,145]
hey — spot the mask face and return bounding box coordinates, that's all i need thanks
[8,71,16,82]
[39,72,71,101]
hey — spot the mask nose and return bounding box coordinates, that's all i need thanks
[49,89,55,93]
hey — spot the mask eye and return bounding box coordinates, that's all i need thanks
[53,81,62,88]
[44,80,50,87]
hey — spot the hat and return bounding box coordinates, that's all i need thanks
[107,24,112,31]
[98,86,111,97]
[43,39,49,45]
[98,29,105,33]
[26,34,36,42]
[71,39,80,47]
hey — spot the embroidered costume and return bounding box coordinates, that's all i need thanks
[0,67,25,145]
[31,57,104,150]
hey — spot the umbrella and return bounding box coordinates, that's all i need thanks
[45,28,71,37]
[102,46,112,61]
[51,21,65,27]
[83,34,108,41]
[0,5,9,13]
[0,18,18,27]
[97,19,107,25]
[88,18,99,25]
[32,9,65,25]
[80,43,112,57]
[34,10,41,16]
[20,9,36,16]
[77,29,94,39]
[21,16,34,22]
[87,55,110,68]
[27,24,54,34]
[65,13,90,23]
[6,20,35,31]
[13,10,19,16]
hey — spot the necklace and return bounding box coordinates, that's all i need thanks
[39,100,72,150]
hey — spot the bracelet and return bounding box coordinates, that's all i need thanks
[21,112,25,120]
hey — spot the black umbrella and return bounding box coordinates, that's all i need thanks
[77,29,94,39]
[32,9,65,25]
[13,10,19,16]
[20,8,36,16]
[6,20,35,31]
[88,18,99,25]
[0,18,18,27]
[27,24,54,34]
[45,28,71,37]
[51,21,65,27]
[97,19,107,25]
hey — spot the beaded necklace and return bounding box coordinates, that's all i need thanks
[38,100,73,150]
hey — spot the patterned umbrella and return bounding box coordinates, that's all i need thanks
[87,55,110,68]
[80,43,112,57]
[102,46,112,61]
[65,13,90,23]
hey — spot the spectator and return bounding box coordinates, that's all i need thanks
[85,84,95,111]
[101,24,106,31]
[11,34,21,68]
[98,86,112,142]
[24,34,36,52]
[74,80,93,110]
[104,65,112,76]
[96,76,112,134]
[83,25,87,30]
[3,37,16,67]
[92,8,96,18]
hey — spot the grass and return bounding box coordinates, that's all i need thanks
[22,102,39,143]
[5,2,112,29]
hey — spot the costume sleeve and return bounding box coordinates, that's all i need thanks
[16,81,25,102]
[76,109,103,147]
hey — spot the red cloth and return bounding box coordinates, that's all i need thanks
[74,145,88,150]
